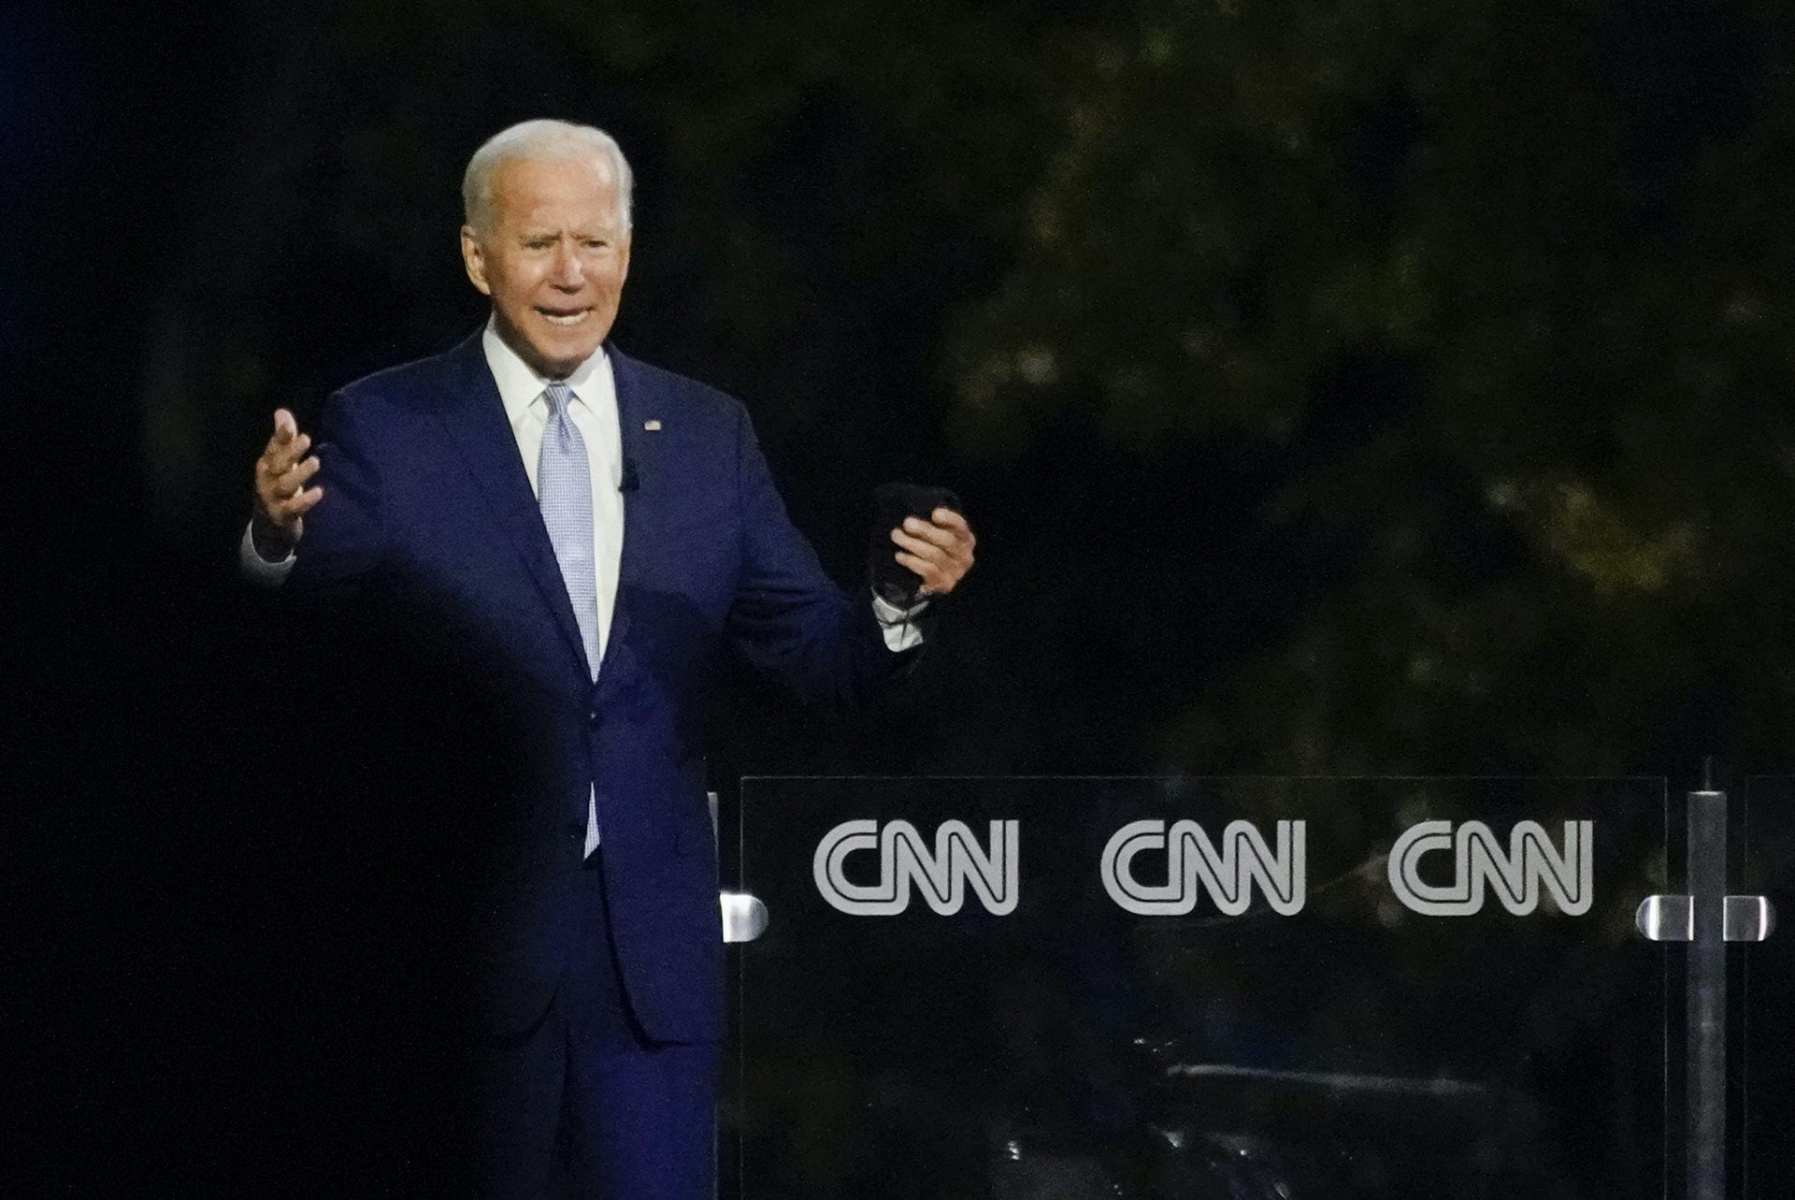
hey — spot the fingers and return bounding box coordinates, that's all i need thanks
[899,518,954,552]
[893,511,969,552]
[892,549,940,591]
[889,528,942,561]
[928,507,972,536]
[255,409,323,534]
[890,509,977,597]
[279,487,325,521]
[270,463,325,518]
[261,410,300,470]
[257,435,317,498]
[261,415,311,479]
[893,550,961,597]
[270,452,321,499]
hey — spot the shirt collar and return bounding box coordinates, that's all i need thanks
[481,315,610,423]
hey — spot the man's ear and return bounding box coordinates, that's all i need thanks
[460,225,492,296]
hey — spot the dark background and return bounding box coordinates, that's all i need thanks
[14,0,1795,1191]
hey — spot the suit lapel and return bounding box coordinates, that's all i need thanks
[431,331,592,683]
[599,345,651,685]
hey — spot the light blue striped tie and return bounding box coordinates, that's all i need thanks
[539,382,599,680]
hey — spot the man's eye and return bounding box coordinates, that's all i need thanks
[525,240,553,250]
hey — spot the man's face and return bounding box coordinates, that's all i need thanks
[460,155,631,378]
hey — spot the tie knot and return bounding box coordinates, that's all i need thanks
[543,382,576,416]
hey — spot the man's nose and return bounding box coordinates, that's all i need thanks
[549,240,584,288]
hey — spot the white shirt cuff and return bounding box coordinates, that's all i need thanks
[871,593,927,652]
[239,521,297,587]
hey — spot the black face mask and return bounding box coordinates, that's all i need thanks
[868,482,962,607]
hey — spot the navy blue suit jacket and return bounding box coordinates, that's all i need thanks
[290,329,911,1042]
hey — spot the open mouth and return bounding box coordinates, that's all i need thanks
[536,306,592,328]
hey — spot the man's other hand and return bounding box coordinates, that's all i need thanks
[252,408,323,559]
[889,507,976,598]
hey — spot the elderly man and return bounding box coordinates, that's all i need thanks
[245,118,973,1197]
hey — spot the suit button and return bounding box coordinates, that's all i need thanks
[587,709,601,728]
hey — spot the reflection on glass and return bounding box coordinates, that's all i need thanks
[734,777,1668,1199]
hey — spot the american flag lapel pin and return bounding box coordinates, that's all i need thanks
[644,419,662,431]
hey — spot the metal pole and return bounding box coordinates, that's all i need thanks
[1686,784,1727,1200]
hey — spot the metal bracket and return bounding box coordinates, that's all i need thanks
[708,789,770,942]
[1723,895,1776,942]
[721,892,769,943]
[1633,894,1775,942]
[1636,894,1695,942]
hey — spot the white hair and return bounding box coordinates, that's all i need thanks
[462,118,634,233]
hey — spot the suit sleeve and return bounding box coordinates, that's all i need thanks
[286,391,388,601]
[723,404,920,709]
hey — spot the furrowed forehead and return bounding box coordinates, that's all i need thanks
[506,202,626,231]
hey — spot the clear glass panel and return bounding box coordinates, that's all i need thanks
[1741,777,1793,1199]
[733,777,1669,1200]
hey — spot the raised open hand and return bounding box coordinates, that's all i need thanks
[251,408,323,558]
